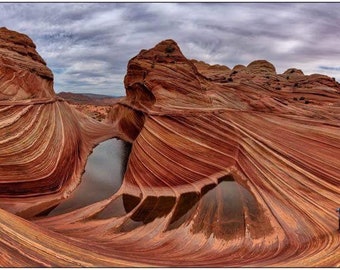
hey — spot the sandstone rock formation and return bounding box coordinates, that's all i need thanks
[0,27,117,217]
[0,31,339,267]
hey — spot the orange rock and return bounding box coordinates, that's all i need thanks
[0,34,339,267]
[0,28,117,217]
[103,39,340,267]
[247,59,276,74]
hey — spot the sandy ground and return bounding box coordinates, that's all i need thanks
[70,104,112,122]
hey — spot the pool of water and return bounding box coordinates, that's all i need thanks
[91,173,263,240]
[48,138,131,216]
[46,140,262,241]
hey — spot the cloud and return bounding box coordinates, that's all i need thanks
[319,66,340,71]
[0,3,340,95]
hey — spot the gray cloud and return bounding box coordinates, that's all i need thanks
[1,3,340,96]
[319,66,340,71]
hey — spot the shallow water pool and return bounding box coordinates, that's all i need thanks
[48,138,131,216]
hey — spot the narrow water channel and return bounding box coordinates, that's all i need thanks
[48,138,131,216]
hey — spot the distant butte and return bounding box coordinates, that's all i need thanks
[0,30,339,267]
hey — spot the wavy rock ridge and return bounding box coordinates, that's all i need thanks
[0,27,117,217]
[0,31,339,267]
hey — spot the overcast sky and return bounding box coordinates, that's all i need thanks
[1,2,340,96]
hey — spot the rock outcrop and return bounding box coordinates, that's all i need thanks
[0,27,117,217]
[0,33,339,267]
[0,27,53,100]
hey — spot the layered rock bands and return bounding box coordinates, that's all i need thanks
[0,29,339,267]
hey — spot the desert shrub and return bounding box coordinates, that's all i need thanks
[299,96,305,100]
[293,97,298,101]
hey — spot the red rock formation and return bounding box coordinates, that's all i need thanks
[0,27,53,100]
[0,27,118,217]
[0,33,339,267]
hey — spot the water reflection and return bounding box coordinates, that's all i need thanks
[48,138,131,216]
[46,150,267,240]
[99,175,263,239]
[168,176,252,233]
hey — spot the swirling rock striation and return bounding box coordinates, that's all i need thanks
[0,27,117,217]
[0,33,339,267]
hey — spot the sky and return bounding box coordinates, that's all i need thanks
[0,2,340,96]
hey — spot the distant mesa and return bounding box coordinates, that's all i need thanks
[57,91,121,105]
